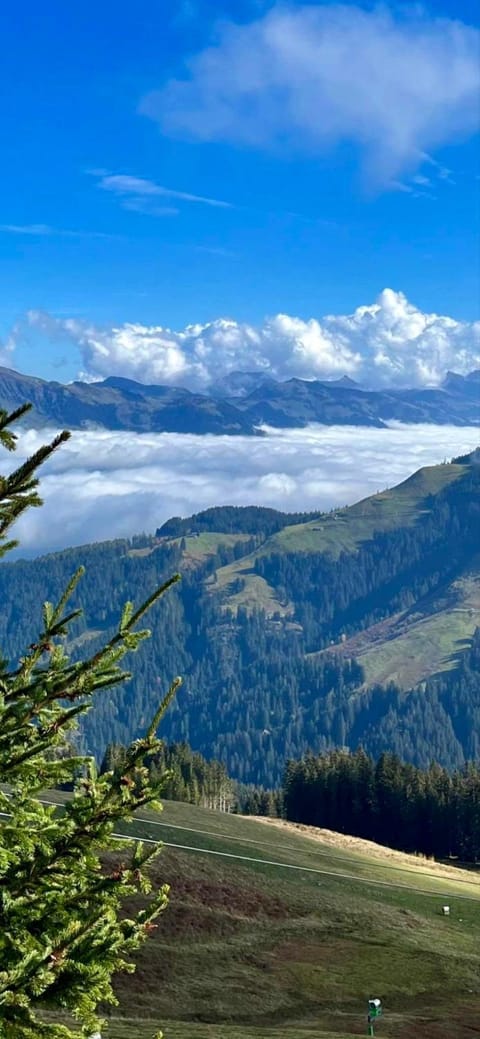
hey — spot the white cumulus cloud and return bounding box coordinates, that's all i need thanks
[140,3,480,183]
[6,423,480,556]
[16,289,480,390]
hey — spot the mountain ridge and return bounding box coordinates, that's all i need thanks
[0,364,478,433]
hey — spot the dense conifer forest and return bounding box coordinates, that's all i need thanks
[282,746,480,862]
[157,504,319,537]
[0,456,478,786]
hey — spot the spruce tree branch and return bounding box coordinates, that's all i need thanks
[0,404,33,450]
[126,574,181,630]
[1,430,71,501]
[147,676,183,739]
[0,405,182,1037]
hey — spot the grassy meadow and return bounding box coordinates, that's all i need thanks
[43,796,480,1039]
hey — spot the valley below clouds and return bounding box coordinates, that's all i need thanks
[8,423,480,556]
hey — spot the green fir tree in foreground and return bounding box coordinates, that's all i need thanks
[0,405,181,1039]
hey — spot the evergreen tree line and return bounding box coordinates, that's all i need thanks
[100,737,480,863]
[282,747,480,862]
[157,504,320,538]
[101,740,284,816]
[102,740,236,812]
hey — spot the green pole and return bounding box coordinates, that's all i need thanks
[367,999,382,1033]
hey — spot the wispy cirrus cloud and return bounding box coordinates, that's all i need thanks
[0,223,115,239]
[93,171,233,215]
[389,154,457,198]
[421,152,456,185]
[88,169,338,225]
[194,245,237,258]
[140,3,480,185]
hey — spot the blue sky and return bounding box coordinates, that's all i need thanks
[1,0,479,383]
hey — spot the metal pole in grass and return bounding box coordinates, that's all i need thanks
[367,998,382,1036]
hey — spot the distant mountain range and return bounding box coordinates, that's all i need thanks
[0,364,478,434]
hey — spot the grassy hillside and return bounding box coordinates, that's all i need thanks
[206,460,480,687]
[44,796,480,1039]
[270,463,467,558]
[359,572,480,687]
[129,532,250,569]
[209,462,468,616]
[308,554,480,690]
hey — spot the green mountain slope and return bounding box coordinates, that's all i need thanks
[354,558,480,688]
[45,797,480,1039]
[209,461,468,614]
[205,458,480,690]
[0,453,479,783]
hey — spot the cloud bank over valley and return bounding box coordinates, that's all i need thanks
[8,423,480,557]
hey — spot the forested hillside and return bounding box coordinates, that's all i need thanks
[0,454,478,785]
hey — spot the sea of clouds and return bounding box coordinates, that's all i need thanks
[7,422,480,557]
